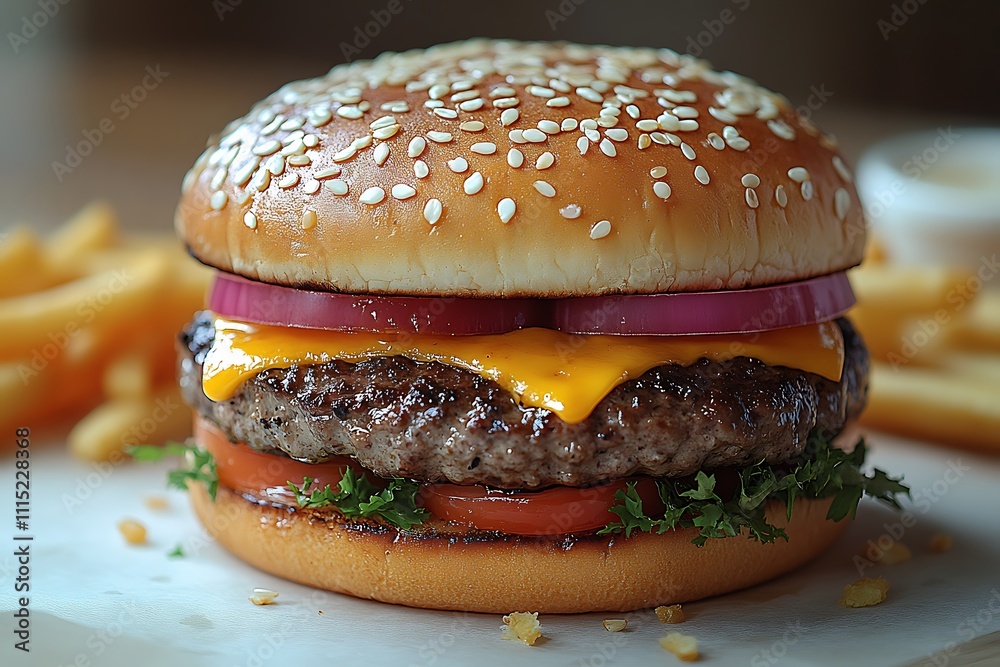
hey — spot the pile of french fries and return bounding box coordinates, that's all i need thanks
[850,243,1000,454]
[0,202,211,460]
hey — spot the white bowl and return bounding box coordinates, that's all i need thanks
[855,127,1000,269]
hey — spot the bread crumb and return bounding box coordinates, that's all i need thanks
[144,495,169,510]
[603,619,627,632]
[659,631,699,661]
[840,577,889,608]
[869,541,912,565]
[117,519,147,545]
[656,604,686,623]
[929,533,953,553]
[501,612,542,646]
[248,588,279,605]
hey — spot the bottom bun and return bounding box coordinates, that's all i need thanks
[191,483,848,613]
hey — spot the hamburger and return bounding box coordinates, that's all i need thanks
[171,40,907,613]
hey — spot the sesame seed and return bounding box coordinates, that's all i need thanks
[533,180,556,197]
[549,79,571,93]
[407,136,426,158]
[833,156,853,182]
[547,96,570,107]
[597,116,618,128]
[576,87,603,103]
[528,85,556,98]
[522,128,548,143]
[493,97,520,109]
[580,118,598,131]
[307,108,333,127]
[745,188,759,209]
[509,129,527,144]
[210,191,228,210]
[232,159,258,187]
[414,160,429,178]
[707,133,725,150]
[638,134,651,149]
[373,143,390,166]
[459,98,484,112]
[775,184,788,207]
[678,119,700,132]
[787,167,810,182]
[741,173,761,188]
[538,120,560,134]
[264,156,285,176]
[252,140,281,156]
[303,134,319,148]
[589,220,611,240]
[507,148,524,168]
[577,136,590,155]
[599,138,617,157]
[673,106,699,119]
[708,107,738,124]
[680,143,696,160]
[333,146,356,162]
[801,180,814,201]
[243,211,257,229]
[489,86,516,98]
[653,181,672,200]
[300,209,317,230]
[560,203,581,219]
[535,152,555,170]
[835,188,851,220]
[768,119,796,141]
[427,131,453,143]
[650,166,667,178]
[471,142,497,155]
[277,172,299,189]
[280,139,306,157]
[370,115,397,130]
[606,128,629,142]
[500,108,519,126]
[303,179,320,194]
[694,165,710,185]
[728,137,750,151]
[336,106,363,120]
[658,114,680,132]
[447,157,468,173]
[636,119,659,132]
[423,198,442,224]
[424,100,445,109]
[561,118,579,131]
[498,198,516,223]
[434,107,459,119]
[626,104,641,119]
[451,89,479,103]
[722,125,740,140]
[464,171,484,195]
[659,89,697,103]
[428,84,449,100]
[451,80,473,92]
[585,128,601,142]
[372,124,400,140]
[250,169,271,192]
[460,120,485,132]
[391,184,416,200]
[359,186,385,205]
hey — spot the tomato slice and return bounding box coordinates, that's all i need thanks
[195,417,663,536]
[194,417,359,498]
[420,479,663,536]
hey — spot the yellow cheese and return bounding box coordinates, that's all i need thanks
[203,319,845,424]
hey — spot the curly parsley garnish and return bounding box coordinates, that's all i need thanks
[288,470,428,530]
[128,442,219,501]
[599,438,908,546]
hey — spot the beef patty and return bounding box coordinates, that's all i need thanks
[178,313,867,489]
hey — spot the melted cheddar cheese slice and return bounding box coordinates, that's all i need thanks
[202,318,845,424]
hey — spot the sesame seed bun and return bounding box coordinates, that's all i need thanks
[190,482,847,613]
[177,39,864,297]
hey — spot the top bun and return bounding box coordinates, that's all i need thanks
[177,40,864,297]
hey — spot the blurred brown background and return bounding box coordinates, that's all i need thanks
[1,0,996,231]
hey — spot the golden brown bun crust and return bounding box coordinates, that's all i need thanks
[191,484,847,613]
[177,40,864,297]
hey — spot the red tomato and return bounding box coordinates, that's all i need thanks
[196,417,663,535]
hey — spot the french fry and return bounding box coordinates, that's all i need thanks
[0,251,169,361]
[849,265,971,313]
[946,291,1000,352]
[930,350,1000,386]
[862,362,1000,455]
[103,350,154,399]
[68,386,191,462]
[45,200,118,268]
[0,227,63,298]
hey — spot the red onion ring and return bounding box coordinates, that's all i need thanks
[208,272,854,336]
